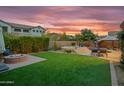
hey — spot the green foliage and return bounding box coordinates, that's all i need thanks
[118,31,124,63]
[3,34,49,54]
[20,37,33,53]
[75,34,82,41]
[120,21,124,30]
[59,32,74,41]
[118,30,124,40]
[75,34,82,46]
[53,41,58,50]
[81,28,98,41]
[60,32,67,41]
[118,21,124,63]
[42,37,49,51]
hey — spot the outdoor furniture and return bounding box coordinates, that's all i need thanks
[0,28,9,72]
[90,48,108,57]
[3,48,13,56]
[90,48,99,56]
[98,48,108,57]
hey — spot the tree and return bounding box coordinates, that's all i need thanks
[75,34,82,46]
[80,28,98,47]
[120,21,124,30]
[118,21,124,64]
[60,32,68,41]
[81,28,98,41]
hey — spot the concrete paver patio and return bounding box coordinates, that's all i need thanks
[1,55,46,73]
[99,50,121,63]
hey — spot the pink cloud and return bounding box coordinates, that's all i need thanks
[0,6,123,35]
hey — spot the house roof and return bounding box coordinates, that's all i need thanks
[98,35,118,42]
[0,19,46,30]
[7,22,35,29]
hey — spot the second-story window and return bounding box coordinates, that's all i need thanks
[23,29,29,33]
[2,26,8,32]
[14,28,21,32]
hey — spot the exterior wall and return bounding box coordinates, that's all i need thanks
[0,21,45,37]
[98,40,120,49]
[12,27,44,37]
[31,27,45,37]
[0,21,12,33]
[49,41,77,49]
[11,27,32,36]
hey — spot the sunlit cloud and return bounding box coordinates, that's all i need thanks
[0,6,123,35]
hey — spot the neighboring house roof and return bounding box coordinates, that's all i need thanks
[108,31,119,36]
[98,35,118,42]
[7,22,34,29]
[0,19,46,30]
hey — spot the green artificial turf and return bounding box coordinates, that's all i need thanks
[0,52,111,86]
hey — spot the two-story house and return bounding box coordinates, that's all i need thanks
[0,20,47,37]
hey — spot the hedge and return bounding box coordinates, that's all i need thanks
[3,34,49,54]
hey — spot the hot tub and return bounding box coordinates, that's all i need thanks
[4,54,28,64]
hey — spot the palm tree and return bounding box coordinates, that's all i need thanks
[118,21,124,64]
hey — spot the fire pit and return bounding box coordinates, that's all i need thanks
[4,54,28,64]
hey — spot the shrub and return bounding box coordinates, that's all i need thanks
[43,37,49,51]
[3,34,49,54]
[19,37,33,53]
[53,41,58,50]
[11,38,21,53]
[32,37,43,52]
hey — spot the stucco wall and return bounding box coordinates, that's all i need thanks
[49,41,77,49]
[31,27,45,36]
[0,21,12,33]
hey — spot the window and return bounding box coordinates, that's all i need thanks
[36,30,38,32]
[33,30,35,32]
[23,29,29,33]
[2,26,8,32]
[14,28,21,32]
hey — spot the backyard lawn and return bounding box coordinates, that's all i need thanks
[0,52,111,86]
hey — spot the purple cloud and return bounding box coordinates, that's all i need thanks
[0,6,124,35]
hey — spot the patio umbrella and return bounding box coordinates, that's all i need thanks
[0,27,9,72]
[0,26,5,54]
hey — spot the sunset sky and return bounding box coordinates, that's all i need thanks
[0,6,124,36]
